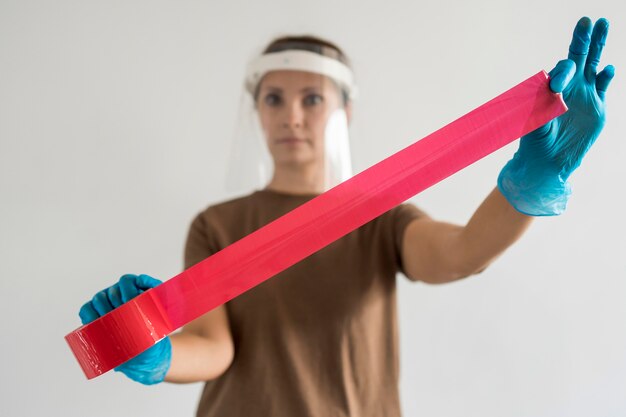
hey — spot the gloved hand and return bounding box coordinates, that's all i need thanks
[79,274,172,385]
[498,17,615,216]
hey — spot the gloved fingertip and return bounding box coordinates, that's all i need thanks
[549,60,576,93]
[548,74,564,93]
[577,16,593,30]
[91,291,114,316]
[596,17,609,31]
[79,302,100,325]
[119,273,138,281]
[136,274,163,290]
[569,18,592,57]
[596,65,615,98]
[106,285,124,308]
[119,274,141,303]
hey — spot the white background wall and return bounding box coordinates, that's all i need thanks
[1,0,624,416]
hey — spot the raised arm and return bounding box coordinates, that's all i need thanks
[401,17,614,284]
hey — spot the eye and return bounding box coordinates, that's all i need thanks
[303,94,324,106]
[264,93,282,107]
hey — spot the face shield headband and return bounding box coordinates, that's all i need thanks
[244,50,358,101]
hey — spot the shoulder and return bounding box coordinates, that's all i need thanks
[352,202,429,246]
[193,192,259,225]
[184,192,260,259]
[189,190,293,242]
[379,202,429,231]
[372,202,430,250]
[388,202,428,219]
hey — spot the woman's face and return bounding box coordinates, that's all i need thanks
[256,70,346,169]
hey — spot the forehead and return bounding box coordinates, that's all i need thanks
[259,70,335,91]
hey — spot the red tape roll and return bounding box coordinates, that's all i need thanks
[66,71,567,379]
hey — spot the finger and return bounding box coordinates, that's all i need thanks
[91,291,114,316]
[596,65,615,100]
[135,274,162,291]
[585,18,610,82]
[106,284,124,308]
[548,59,576,93]
[79,302,100,325]
[568,17,593,73]
[119,274,141,303]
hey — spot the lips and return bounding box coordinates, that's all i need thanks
[276,137,306,144]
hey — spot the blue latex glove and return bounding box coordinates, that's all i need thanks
[498,17,615,216]
[79,274,172,385]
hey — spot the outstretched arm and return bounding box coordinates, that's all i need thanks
[402,188,531,284]
[401,17,614,284]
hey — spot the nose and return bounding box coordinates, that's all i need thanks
[282,102,304,129]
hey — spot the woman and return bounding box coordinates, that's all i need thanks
[79,17,613,417]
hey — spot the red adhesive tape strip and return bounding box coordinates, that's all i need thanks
[66,71,567,379]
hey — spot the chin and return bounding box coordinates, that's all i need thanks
[275,156,317,169]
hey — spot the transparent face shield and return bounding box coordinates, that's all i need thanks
[225,50,357,196]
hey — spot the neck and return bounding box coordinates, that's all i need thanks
[265,163,325,195]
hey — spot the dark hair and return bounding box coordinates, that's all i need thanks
[256,35,352,105]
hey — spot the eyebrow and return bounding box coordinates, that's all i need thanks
[262,86,322,94]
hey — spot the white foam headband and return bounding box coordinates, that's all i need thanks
[245,50,357,100]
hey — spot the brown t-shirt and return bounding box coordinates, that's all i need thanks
[184,189,427,417]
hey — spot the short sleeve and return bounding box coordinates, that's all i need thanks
[183,210,222,270]
[392,203,430,275]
